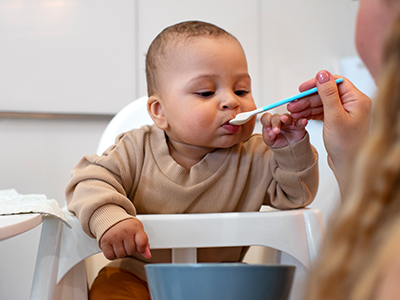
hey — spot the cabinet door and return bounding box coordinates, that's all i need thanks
[0,0,137,114]
[137,0,261,103]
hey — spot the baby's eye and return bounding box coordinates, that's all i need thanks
[235,90,249,96]
[197,91,214,97]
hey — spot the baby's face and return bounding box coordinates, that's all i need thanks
[158,36,257,151]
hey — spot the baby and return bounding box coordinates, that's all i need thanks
[66,20,318,299]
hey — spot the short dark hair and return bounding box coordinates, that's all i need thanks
[145,21,237,96]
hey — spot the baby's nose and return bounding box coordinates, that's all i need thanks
[220,95,239,110]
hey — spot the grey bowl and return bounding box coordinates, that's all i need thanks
[145,263,295,300]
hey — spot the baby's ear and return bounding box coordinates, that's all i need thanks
[147,95,168,130]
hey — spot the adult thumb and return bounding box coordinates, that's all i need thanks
[315,70,344,118]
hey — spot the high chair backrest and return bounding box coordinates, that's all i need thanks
[30,96,324,300]
[96,95,153,155]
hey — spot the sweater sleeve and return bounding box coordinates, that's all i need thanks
[264,132,319,209]
[65,129,145,239]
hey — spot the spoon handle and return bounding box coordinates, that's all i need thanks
[261,78,344,112]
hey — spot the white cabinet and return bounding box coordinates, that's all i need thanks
[0,0,138,114]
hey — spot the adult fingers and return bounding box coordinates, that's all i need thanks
[298,77,316,92]
[287,93,323,113]
[315,70,345,120]
[289,106,324,120]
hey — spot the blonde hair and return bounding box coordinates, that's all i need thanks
[145,21,237,96]
[304,13,400,300]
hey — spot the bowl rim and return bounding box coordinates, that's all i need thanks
[145,263,296,269]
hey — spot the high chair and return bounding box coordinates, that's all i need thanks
[30,96,324,300]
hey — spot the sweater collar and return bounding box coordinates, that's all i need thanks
[149,125,232,185]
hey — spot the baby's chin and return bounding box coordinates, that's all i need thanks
[219,131,254,148]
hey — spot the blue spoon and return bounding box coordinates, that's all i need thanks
[229,78,344,125]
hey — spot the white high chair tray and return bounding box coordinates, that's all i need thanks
[0,213,43,241]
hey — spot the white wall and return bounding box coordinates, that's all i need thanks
[0,117,109,300]
[0,0,362,299]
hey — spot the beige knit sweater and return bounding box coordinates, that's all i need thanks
[66,124,318,279]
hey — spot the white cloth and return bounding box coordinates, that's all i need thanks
[0,189,71,228]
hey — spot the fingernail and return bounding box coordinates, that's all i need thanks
[317,70,330,84]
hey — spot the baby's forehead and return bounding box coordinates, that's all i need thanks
[159,34,245,71]
[163,34,238,58]
[156,34,243,75]
[169,33,235,47]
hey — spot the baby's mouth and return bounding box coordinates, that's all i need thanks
[222,122,240,134]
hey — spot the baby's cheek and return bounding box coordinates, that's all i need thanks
[243,118,256,136]
[184,113,208,127]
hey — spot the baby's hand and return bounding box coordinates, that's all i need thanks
[99,218,151,260]
[261,113,307,148]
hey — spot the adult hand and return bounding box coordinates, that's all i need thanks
[287,70,372,189]
[99,218,151,260]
